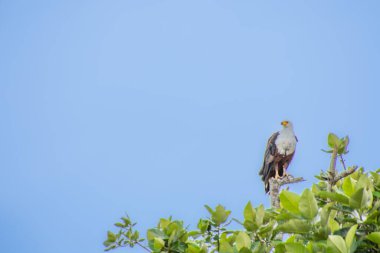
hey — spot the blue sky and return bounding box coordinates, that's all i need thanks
[1,1,379,253]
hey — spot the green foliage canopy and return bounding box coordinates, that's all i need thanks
[103,134,380,253]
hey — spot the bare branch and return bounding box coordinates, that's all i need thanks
[136,242,152,252]
[278,175,305,186]
[269,175,305,209]
[333,166,358,184]
[339,154,347,170]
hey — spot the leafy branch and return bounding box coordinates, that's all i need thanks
[321,133,358,191]
[103,215,148,252]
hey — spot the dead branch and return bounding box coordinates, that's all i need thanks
[269,175,305,209]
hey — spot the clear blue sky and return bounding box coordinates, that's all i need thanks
[1,1,379,253]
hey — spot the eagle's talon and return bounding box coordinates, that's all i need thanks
[275,167,280,179]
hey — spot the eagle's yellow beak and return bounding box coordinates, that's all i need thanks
[281,121,289,127]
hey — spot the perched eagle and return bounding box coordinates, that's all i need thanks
[259,120,298,193]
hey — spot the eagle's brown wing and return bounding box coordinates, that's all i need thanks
[259,132,279,193]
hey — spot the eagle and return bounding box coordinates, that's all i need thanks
[259,120,298,193]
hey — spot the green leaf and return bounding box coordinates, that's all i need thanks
[257,220,276,236]
[104,244,117,251]
[299,189,318,219]
[328,133,340,148]
[338,136,349,154]
[147,229,167,241]
[172,241,187,252]
[355,174,372,191]
[132,231,139,241]
[219,240,234,253]
[327,235,347,253]
[320,202,334,226]
[284,242,308,253]
[243,201,255,222]
[255,204,265,227]
[121,217,131,226]
[187,243,201,253]
[197,219,210,233]
[349,188,369,209]
[107,231,117,242]
[317,191,350,205]
[114,222,125,228]
[277,219,311,234]
[370,172,380,187]
[286,235,296,243]
[103,240,112,247]
[275,244,286,253]
[364,210,380,224]
[204,205,214,216]
[306,242,315,253]
[235,232,251,251]
[307,241,326,253]
[279,191,300,214]
[243,220,256,232]
[167,221,181,235]
[168,230,177,245]
[328,217,340,234]
[252,243,266,253]
[213,205,231,225]
[239,247,251,253]
[342,177,356,197]
[159,218,171,229]
[276,211,300,221]
[153,237,165,251]
[367,232,380,245]
[345,224,357,249]
[188,230,201,237]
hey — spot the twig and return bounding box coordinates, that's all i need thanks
[136,242,152,252]
[339,154,347,170]
[217,225,220,252]
[333,166,358,184]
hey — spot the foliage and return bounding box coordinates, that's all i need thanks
[103,133,380,252]
[104,215,146,251]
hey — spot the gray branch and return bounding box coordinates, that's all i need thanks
[136,242,152,253]
[269,175,305,209]
[327,148,338,191]
[326,143,358,191]
[333,166,358,184]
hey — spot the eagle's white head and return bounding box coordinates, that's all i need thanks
[281,120,294,131]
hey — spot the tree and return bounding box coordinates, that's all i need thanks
[103,133,380,253]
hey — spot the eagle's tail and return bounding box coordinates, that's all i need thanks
[259,162,271,193]
[264,180,270,193]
